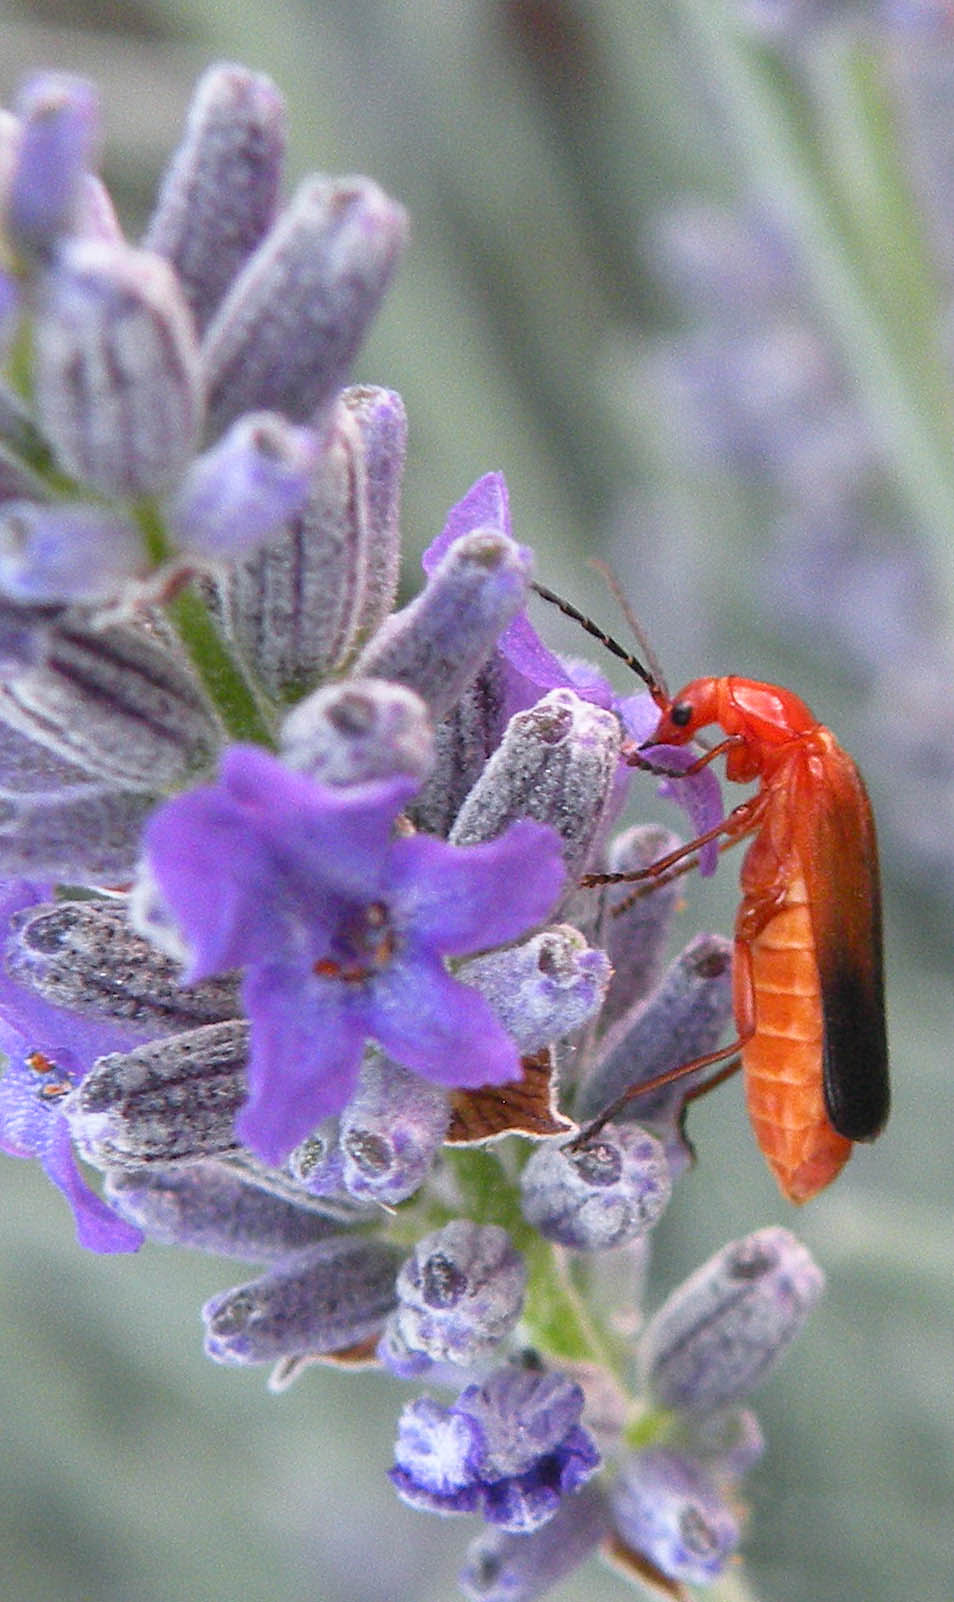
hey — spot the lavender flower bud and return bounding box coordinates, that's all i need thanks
[6,72,99,255]
[598,824,684,1028]
[353,529,531,721]
[202,175,407,433]
[143,64,286,334]
[65,1020,249,1169]
[386,1221,526,1368]
[280,679,434,787]
[576,933,734,1125]
[0,501,143,603]
[459,925,610,1053]
[460,1481,612,1602]
[610,1447,740,1584]
[33,239,202,496]
[222,387,406,697]
[391,1364,600,1531]
[343,384,407,640]
[168,411,319,559]
[0,615,220,791]
[519,1123,672,1250]
[451,689,621,881]
[638,1226,825,1413]
[5,897,239,1033]
[202,1235,404,1362]
[339,1051,449,1205]
[104,1159,342,1258]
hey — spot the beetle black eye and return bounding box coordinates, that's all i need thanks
[670,701,692,728]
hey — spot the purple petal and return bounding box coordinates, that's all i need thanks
[41,1122,143,1252]
[146,746,416,976]
[389,821,565,955]
[237,964,367,1161]
[423,471,511,574]
[499,611,614,714]
[374,954,521,1088]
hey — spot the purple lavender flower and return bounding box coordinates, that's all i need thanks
[391,1365,600,1532]
[143,744,565,1161]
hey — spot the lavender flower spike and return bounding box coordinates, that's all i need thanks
[519,1123,672,1251]
[142,744,565,1162]
[458,925,611,1054]
[280,678,434,788]
[339,1050,449,1205]
[354,527,533,721]
[451,688,621,881]
[0,501,144,604]
[167,410,320,560]
[460,1481,612,1602]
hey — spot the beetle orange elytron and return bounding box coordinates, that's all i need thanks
[532,583,890,1203]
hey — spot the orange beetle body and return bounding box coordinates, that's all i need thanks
[648,676,889,1203]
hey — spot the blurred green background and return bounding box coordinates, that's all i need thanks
[1,3,952,1601]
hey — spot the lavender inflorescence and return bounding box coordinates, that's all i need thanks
[0,66,826,1599]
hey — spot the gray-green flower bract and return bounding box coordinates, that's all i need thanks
[5,896,239,1034]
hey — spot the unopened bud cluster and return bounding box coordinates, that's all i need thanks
[0,67,826,1601]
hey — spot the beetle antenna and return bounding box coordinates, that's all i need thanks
[530,581,668,705]
[588,558,669,702]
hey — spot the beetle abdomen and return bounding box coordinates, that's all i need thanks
[737,872,852,1203]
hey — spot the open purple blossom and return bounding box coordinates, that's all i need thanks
[142,744,566,1162]
[390,1365,600,1533]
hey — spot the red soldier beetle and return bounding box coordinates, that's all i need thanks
[532,582,890,1203]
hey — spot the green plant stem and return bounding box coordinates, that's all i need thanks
[135,501,274,748]
[165,585,275,747]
